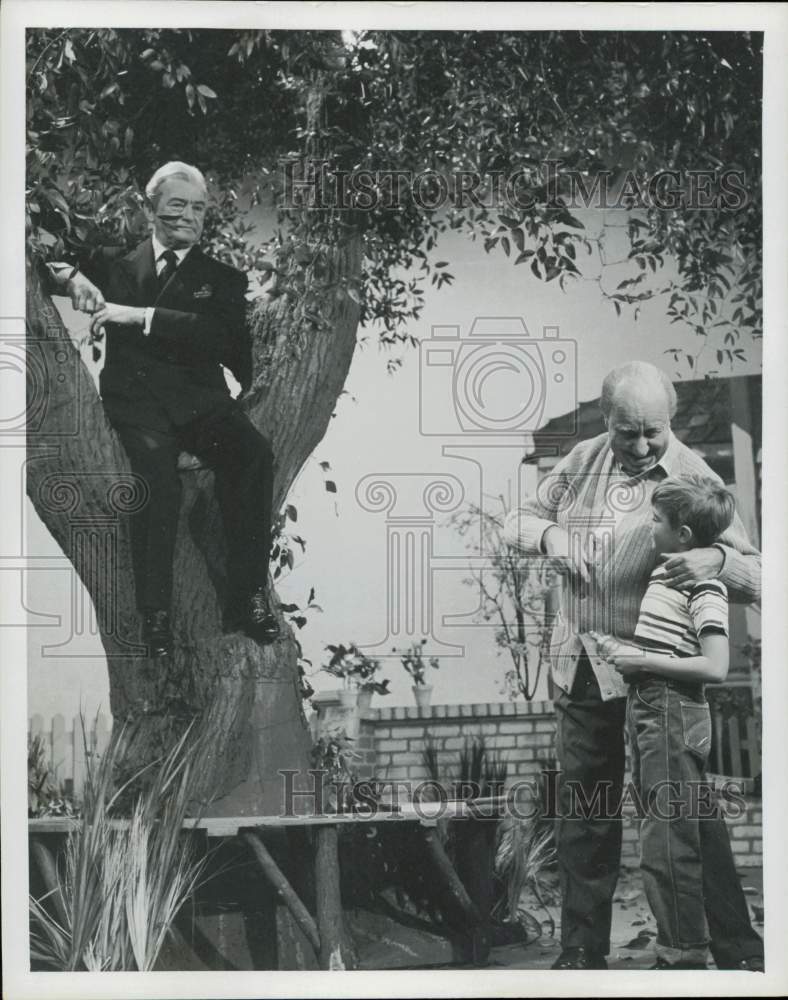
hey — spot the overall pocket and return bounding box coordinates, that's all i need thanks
[634,680,667,713]
[681,700,712,760]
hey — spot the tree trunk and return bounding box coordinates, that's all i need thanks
[25,229,362,815]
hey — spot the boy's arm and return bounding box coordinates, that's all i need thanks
[609,577,730,683]
[607,634,729,684]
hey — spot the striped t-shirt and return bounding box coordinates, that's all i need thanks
[634,564,729,658]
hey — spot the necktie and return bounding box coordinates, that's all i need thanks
[158,249,178,288]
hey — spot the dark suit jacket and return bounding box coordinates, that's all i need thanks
[82,237,251,431]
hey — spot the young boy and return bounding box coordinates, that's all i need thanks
[595,475,736,970]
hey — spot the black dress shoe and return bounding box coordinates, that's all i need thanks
[718,955,764,972]
[142,609,172,659]
[652,956,708,969]
[239,587,280,645]
[551,946,608,970]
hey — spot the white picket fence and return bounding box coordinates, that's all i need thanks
[710,711,761,781]
[28,712,113,798]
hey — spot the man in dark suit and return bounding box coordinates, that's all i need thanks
[49,161,279,657]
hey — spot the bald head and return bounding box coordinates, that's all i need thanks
[600,362,675,476]
[600,362,677,419]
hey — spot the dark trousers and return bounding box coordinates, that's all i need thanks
[114,407,274,613]
[554,653,763,966]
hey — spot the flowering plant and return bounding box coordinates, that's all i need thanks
[323,642,390,694]
[394,639,440,687]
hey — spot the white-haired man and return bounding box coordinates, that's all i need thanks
[47,161,279,657]
[503,361,763,971]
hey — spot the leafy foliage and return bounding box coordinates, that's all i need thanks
[27,28,762,363]
[28,733,76,818]
[394,638,440,687]
[322,641,390,694]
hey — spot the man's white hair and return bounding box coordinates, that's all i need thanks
[145,161,207,206]
[600,361,678,419]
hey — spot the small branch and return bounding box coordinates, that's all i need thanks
[27,29,71,82]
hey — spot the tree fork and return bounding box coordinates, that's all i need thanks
[25,226,362,815]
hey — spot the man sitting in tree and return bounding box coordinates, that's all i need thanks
[47,160,279,658]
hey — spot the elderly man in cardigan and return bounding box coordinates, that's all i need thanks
[503,360,763,971]
[47,161,279,658]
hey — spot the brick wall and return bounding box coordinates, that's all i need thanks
[311,694,762,868]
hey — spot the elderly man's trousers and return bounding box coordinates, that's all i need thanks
[113,405,274,613]
[554,653,763,966]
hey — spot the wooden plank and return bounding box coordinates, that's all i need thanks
[29,798,507,838]
[242,832,321,955]
[51,714,66,787]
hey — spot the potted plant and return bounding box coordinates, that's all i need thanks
[324,642,390,710]
[395,639,440,709]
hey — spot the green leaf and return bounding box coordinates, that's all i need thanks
[325,480,337,493]
[196,84,217,99]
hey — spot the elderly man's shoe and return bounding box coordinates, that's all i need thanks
[142,609,172,659]
[551,946,608,970]
[652,956,708,969]
[717,955,765,972]
[240,587,280,645]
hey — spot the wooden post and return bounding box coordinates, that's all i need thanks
[728,716,742,777]
[421,827,481,923]
[51,714,66,788]
[242,831,321,955]
[745,716,762,777]
[313,825,355,970]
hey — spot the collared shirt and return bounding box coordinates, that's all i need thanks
[151,233,193,274]
[143,235,194,333]
[503,431,760,699]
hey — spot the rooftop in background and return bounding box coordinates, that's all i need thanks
[524,373,762,463]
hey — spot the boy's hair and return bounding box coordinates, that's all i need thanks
[651,475,735,547]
